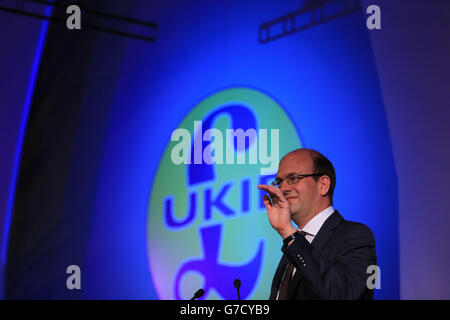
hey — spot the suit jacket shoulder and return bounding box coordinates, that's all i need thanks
[331,219,376,254]
[271,210,377,300]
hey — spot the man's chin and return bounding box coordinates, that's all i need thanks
[289,201,306,217]
[289,204,300,216]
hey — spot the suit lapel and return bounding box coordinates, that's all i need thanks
[270,255,289,299]
[311,210,343,251]
[287,210,343,299]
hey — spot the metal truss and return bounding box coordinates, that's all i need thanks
[0,0,158,42]
[258,0,362,44]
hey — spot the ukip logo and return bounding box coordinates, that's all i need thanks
[147,87,302,299]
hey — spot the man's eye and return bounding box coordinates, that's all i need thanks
[289,176,299,182]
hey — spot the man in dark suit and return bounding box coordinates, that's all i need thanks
[257,148,377,300]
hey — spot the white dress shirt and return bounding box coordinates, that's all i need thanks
[276,206,335,299]
[299,205,335,244]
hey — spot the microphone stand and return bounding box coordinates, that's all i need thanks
[234,279,241,300]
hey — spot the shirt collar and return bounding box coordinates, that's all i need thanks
[300,206,334,237]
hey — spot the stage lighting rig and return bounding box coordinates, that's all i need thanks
[0,0,158,42]
[258,0,361,44]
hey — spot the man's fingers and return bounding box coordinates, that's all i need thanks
[262,195,272,210]
[258,184,287,203]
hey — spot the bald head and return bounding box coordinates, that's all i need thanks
[278,148,336,205]
[280,149,315,169]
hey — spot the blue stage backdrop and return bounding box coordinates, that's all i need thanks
[82,0,398,299]
[1,0,399,299]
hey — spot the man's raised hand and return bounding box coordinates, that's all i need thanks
[257,184,297,239]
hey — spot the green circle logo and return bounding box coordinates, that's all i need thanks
[147,87,302,299]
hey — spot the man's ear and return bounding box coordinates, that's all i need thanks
[319,175,331,197]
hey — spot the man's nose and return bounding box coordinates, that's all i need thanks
[279,181,292,196]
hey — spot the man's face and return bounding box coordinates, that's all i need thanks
[276,152,321,218]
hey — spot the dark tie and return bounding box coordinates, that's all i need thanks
[278,230,306,300]
[278,263,294,300]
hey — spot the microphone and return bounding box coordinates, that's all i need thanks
[190,288,205,300]
[234,279,241,300]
